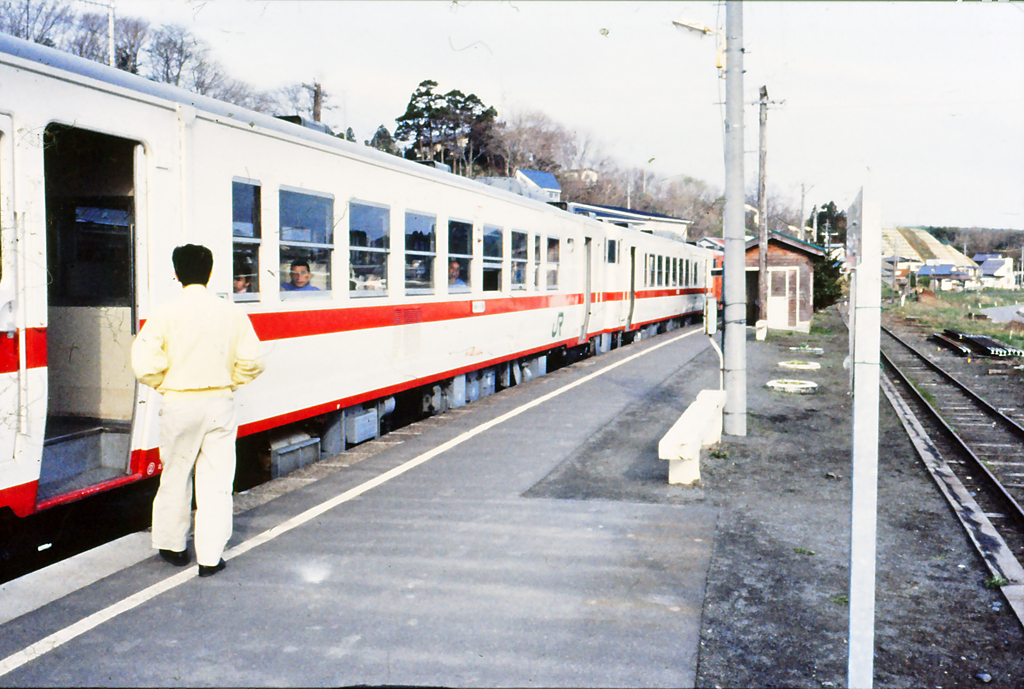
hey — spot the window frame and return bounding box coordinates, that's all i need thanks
[511,229,528,290]
[278,185,335,297]
[447,218,473,294]
[232,178,261,303]
[349,199,391,298]
[482,223,504,292]
[404,209,436,295]
[545,236,560,290]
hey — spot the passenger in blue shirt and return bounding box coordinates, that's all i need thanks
[281,259,320,291]
[448,259,466,287]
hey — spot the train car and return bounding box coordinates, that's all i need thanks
[0,34,712,530]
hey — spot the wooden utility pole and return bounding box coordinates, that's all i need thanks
[303,81,327,122]
[757,85,769,323]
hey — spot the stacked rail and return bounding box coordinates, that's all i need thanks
[932,329,1024,358]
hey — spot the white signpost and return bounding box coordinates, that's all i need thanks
[846,189,882,689]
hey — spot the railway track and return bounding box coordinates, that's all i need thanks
[879,324,1024,621]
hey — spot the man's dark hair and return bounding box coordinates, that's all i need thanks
[290,259,310,271]
[172,244,214,286]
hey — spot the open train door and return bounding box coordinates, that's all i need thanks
[38,125,141,506]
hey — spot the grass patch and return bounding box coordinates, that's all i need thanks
[793,547,816,556]
[984,576,1010,589]
[891,290,1024,350]
[830,594,849,606]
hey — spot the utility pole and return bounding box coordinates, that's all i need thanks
[303,82,326,122]
[722,1,746,437]
[78,0,115,67]
[757,86,769,323]
[800,184,813,242]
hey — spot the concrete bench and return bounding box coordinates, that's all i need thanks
[658,389,727,486]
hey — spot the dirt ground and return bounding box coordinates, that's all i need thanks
[694,308,1024,689]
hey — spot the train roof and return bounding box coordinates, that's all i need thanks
[0,33,540,204]
[0,34,700,250]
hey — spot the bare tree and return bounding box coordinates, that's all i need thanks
[115,16,148,74]
[147,23,194,86]
[0,0,74,47]
[65,11,105,61]
[490,109,568,176]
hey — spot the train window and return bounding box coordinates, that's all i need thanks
[546,237,560,289]
[511,230,528,289]
[482,224,503,292]
[448,219,472,292]
[533,235,541,288]
[232,181,260,301]
[647,254,654,287]
[279,188,333,294]
[405,211,436,293]
[656,256,663,287]
[607,239,618,264]
[671,258,678,286]
[350,201,389,295]
[686,259,691,286]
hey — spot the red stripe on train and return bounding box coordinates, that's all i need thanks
[0,328,47,375]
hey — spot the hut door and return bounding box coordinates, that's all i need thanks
[767,267,797,330]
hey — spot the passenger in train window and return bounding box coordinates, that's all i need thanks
[233,258,253,294]
[449,259,467,287]
[281,259,320,291]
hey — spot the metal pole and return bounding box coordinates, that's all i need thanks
[757,85,768,323]
[107,1,114,67]
[722,1,746,436]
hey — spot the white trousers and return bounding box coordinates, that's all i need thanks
[151,396,237,567]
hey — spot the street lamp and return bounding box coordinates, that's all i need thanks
[673,5,746,436]
[671,18,726,72]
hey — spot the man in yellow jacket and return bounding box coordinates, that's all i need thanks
[132,244,265,577]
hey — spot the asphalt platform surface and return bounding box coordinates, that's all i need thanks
[5,313,1021,688]
[0,325,722,688]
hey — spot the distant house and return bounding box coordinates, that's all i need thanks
[514,169,562,203]
[562,168,599,185]
[973,254,1016,290]
[917,263,979,292]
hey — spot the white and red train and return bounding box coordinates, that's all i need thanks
[0,34,716,525]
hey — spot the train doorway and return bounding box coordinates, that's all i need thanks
[580,236,592,343]
[627,246,637,329]
[39,125,139,503]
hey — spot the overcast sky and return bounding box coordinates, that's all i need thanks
[117,0,1024,231]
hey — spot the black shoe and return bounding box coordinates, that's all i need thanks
[159,549,190,567]
[198,559,226,578]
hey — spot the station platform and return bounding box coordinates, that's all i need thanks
[1,326,728,687]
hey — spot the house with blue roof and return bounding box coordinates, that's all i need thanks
[514,170,561,203]
[972,254,1016,289]
[917,262,979,291]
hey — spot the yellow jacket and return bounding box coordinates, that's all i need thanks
[131,284,265,400]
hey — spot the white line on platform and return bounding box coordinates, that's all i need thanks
[0,328,700,678]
